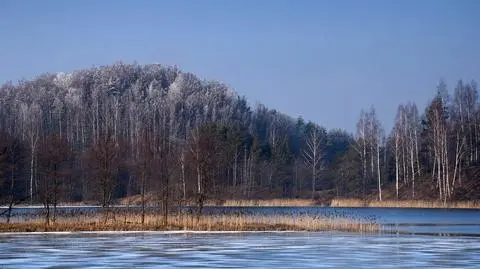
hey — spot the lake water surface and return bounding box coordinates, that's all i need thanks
[1,206,479,268]
[200,206,480,235]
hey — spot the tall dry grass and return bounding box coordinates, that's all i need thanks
[211,199,317,207]
[330,198,480,209]
[0,211,379,233]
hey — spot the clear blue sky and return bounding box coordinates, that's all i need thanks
[1,0,479,133]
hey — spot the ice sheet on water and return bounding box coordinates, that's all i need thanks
[1,232,479,268]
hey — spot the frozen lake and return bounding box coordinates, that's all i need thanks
[2,206,479,267]
[1,231,479,268]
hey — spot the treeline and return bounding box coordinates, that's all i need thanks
[0,62,479,212]
[349,80,480,203]
[0,62,351,210]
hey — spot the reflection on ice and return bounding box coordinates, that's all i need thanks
[0,232,479,268]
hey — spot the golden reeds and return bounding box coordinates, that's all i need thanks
[0,211,379,233]
[116,196,318,207]
[330,198,480,209]
[210,199,317,207]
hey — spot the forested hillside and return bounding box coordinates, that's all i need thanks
[0,62,478,208]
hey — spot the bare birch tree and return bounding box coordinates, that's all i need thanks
[367,107,383,201]
[21,103,41,204]
[303,123,324,199]
[354,110,368,198]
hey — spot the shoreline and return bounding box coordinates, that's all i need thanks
[330,199,480,209]
[0,225,380,234]
[3,198,479,209]
[0,225,379,233]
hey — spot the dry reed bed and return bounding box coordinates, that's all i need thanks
[116,197,317,207]
[210,199,317,207]
[0,212,379,233]
[330,198,480,209]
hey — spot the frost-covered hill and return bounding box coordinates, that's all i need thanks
[0,62,344,204]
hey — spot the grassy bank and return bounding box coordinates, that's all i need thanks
[0,211,379,233]
[330,198,480,209]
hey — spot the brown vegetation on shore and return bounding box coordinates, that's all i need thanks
[117,196,319,207]
[117,196,480,208]
[330,198,480,209]
[209,199,318,207]
[10,197,480,209]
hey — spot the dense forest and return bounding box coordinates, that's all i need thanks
[0,62,479,210]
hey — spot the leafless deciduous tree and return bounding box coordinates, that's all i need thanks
[38,133,71,225]
[354,109,368,198]
[303,124,324,199]
[88,130,121,209]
